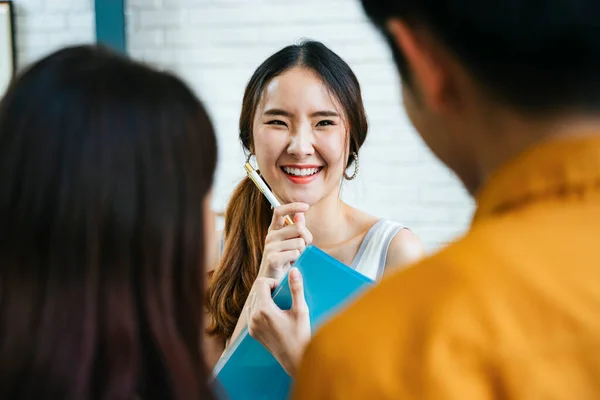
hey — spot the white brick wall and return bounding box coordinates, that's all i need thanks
[11,0,95,68]
[127,0,475,251]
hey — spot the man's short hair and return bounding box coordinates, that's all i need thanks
[362,0,600,114]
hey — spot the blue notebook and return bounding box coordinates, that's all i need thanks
[211,245,374,400]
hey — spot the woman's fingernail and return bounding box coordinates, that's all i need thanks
[290,268,299,281]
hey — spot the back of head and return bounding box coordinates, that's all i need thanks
[207,40,368,340]
[362,0,600,113]
[0,45,217,399]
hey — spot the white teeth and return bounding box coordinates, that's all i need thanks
[282,167,321,176]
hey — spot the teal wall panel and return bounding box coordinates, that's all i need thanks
[95,0,126,53]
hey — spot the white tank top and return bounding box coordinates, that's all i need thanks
[218,218,404,282]
[349,219,405,281]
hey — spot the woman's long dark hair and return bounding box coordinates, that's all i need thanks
[0,45,217,399]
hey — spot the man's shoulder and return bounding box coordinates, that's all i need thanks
[296,232,511,398]
[310,233,493,364]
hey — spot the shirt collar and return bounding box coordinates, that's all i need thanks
[473,135,600,223]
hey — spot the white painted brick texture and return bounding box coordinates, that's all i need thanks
[11,0,95,68]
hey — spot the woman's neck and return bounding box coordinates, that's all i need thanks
[303,190,350,248]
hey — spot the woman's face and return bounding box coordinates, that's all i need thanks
[252,67,349,205]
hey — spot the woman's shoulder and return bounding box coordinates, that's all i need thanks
[384,227,425,273]
[344,205,425,272]
[345,205,403,236]
[344,205,380,231]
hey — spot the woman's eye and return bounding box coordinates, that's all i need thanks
[316,120,335,127]
[266,120,287,126]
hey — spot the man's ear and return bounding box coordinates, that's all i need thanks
[386,19,447,113]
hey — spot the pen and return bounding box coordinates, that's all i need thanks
[244,162,294,226]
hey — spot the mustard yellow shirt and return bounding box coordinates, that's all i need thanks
[292,136,600,399]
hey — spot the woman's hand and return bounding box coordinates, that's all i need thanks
[258,203,312,282]
[247,268,311,378]
[224,203,311,351]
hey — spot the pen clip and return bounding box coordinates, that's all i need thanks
[244,162,265,194]
[243,162,294,226]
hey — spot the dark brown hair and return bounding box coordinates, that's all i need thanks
[361,0,600,113]
[0,45,217,399]
[207,39,368,340]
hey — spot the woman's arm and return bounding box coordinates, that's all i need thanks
[203,230,226,369]
[203,312,226,369]
[226,287,254,349]
[204,228,248,352]
[384,228,426,276]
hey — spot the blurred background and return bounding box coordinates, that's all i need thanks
[6,0,474,252]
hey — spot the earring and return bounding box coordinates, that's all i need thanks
[344,152,359,180]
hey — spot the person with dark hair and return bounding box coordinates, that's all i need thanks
[205,40,425,375]
[292,1,600,399]
[0,45,218,399]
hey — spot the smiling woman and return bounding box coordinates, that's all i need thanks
[205,40,426,376]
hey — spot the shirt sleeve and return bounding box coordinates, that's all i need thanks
[291,253,499,400]
[290,332,336,400]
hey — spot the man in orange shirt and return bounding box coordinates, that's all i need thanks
[292,0,600,398]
